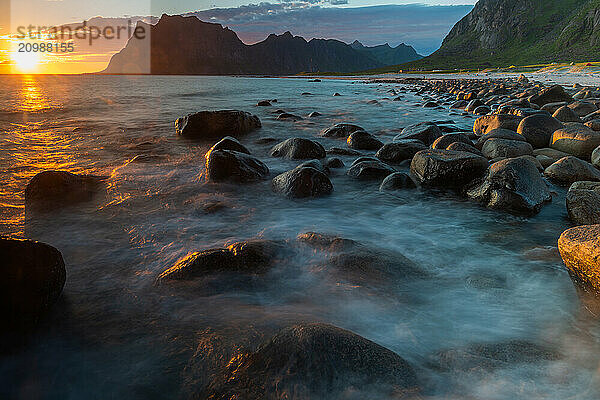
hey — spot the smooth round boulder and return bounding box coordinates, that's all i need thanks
[544,156,600,185]
[175,110,261,139]
[271,166,333,198]
[553,106,582,123]
[558,225,600,294]
[207,136,250,155]
[533,147,571,162]
[410,149,488,189]
[431,133,472,150]
[467,157,551,214]
[482,138,533,159]
[347,160,395,180]
[473,114,523,136]
[446,141,483,156]
[325,157,344,169]
[569,101,598,117]
[200,323,420,400]
[475,128,526,149]
[347,131,384,150]
[566,181,600,225]
[541,102,568,114]
[529,85,573,107]
[550,124,600,159]
[379,172,416,191]
[25,171,104,211]
[270,138,326,160]
[205,149,269,183]
[517,114,563,149]
[376,140,427,164]
[320,123,364,138]
[257,100,271,106]
[394,122,442,146]
[1,237,66,332]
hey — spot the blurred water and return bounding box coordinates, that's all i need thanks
[0,75,598,399]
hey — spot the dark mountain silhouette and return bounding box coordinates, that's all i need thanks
[102,14,422,75]
[350,40,421,66]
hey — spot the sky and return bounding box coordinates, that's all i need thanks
[0,0,476,73]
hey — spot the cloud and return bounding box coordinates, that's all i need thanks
[185,3,472,55]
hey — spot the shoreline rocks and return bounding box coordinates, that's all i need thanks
[566,181,600,225]
[410,149,488,189]
[271,138,326,160]
[558,225,600,295]
[176,110,261,139]
[272,165,333,198]
[25,171,105,211]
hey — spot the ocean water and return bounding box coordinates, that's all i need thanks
[0,75,598,399]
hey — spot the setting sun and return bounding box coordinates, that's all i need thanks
[12,49,39,73]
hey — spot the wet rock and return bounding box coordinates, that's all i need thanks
[347,159,396,180]
[550,124,600,159]
[410,149,488,189]
[308,111,321,118]
[376,140,427,164]
[568,101,598,117]
[295,160,329,175]
[593,145,600,169]
[552,106,582,123]
[536,155,555,169]
[201,201,229,214]
[431,340,560,372]
[270,138,326,160]
[256,100,271,106]
[473,114,522,136]
[208,136,250,155]
[156,239,287,282]
[544,156,600,185]
[533,147,571,162]
[325,158,344,169]
[530,85,573,107]
[394,122,442,146]
[277,113,302,121]
[566,181,600,225]
[467,157,551,214]
[515,155,544,172]
[25,171,105,211]
[0,237,66,332]
[559,225,600,295]
[585,120,600,131]
[475,128,526,149]
[320,123,365,138]
[431,133,472,150]
[482,138,533,159]
[379,172,416,191]
[175,110,261,139]
[473,105,491,115]
[333,92,341,96]
[254,137,278,145]
[205,150,269,183]
[272,166,333,198]
[297,232,358,252]
[583,110,600,123]
[465,99,483,113]
[446,142,483,156]
[517,114,563,149]
[347,131,384,150]
[326,147,360,156]
[423,101,438,108]
[200,323,420,400]
[541,101,568,114]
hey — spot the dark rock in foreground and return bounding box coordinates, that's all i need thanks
[25,171,105,211]
[0,237,66,332]
[379,172,416,191]
[394,122,442,146]
[544,156,600,185]
[566,181,600,225]
[517,114,563,149]
[468,157,551,215]
[347,159,396,180]
[199,323,420,400]
[205,149,269,183]
[376,140,427,164]
[208,136,250,154]
[176,110,261,139]
[271,166,333,198]
[271,138,326,160]
[410,149,488,189]
[347,131,383,150]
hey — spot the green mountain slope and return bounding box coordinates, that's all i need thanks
[397,0,600,70]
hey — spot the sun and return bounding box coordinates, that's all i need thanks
[12,50,39,73]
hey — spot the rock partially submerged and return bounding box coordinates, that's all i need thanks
[198,323,420,400]
[271,166,333,198]
[347,131,383,150]
[270,138,326,160]
[176,110,261,139]
[0,237,66,332]
[559,225,600,295]
[25,171,105,211]
[410,149,488,189]
[394,122,442,146]
[566,181,600,225]
[347,159,396,180]
[467,157,551,215]
[205,149,269,183]
[544,156,600,185]
[376,140,427,164]
[379,172,416,191]
[320,123,365,138]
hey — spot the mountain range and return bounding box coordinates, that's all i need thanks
[102,14,422,75]
[402,0,600,70]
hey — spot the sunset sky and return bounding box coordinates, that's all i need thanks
[0,0,475,74]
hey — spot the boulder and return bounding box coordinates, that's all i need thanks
[320,123,365,138]
[325,158,344,169]
[327,147,360,156]
[295,160,329,175]
[156,239,286,282]
[431,133,472,150]
[0,237,66,333]
[558,225,600,294]
[593,145,600,169]
[529,85,573,107]
[536,155,555,169]
[475,128,526,149]
[533,147,571,162]
[270,138,326,160]
[569,101,598,117]
[552,106,582,123]
[541,102,568,114]
[473,105,491,115]
[446,142,484,156]
[467,157,551,214]
[257,100,271,106]
[482,138,533,159]
[465,99,483,113]
[347,160,395,180]
[544,156,600,185]
[347,131,384,150]
[207,136,250,155]
[25,171,104,211]
[200,323,420,400]
[585,120,600,131]
[566,181,600,225]
[379,172,416,191]
[517,114,563,149]
[394,122,442,146]
[308,111,321,118]
[473,114,522,136]
[410,149,488,189]
[277,113,302,121]
[205,149,269,183]
[175,110,261,139]
[583,110,600,123]
[550,124,600,159]
[376,140,427,164]
[271,166,333,198]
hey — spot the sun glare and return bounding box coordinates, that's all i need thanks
[12,50,39,73]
